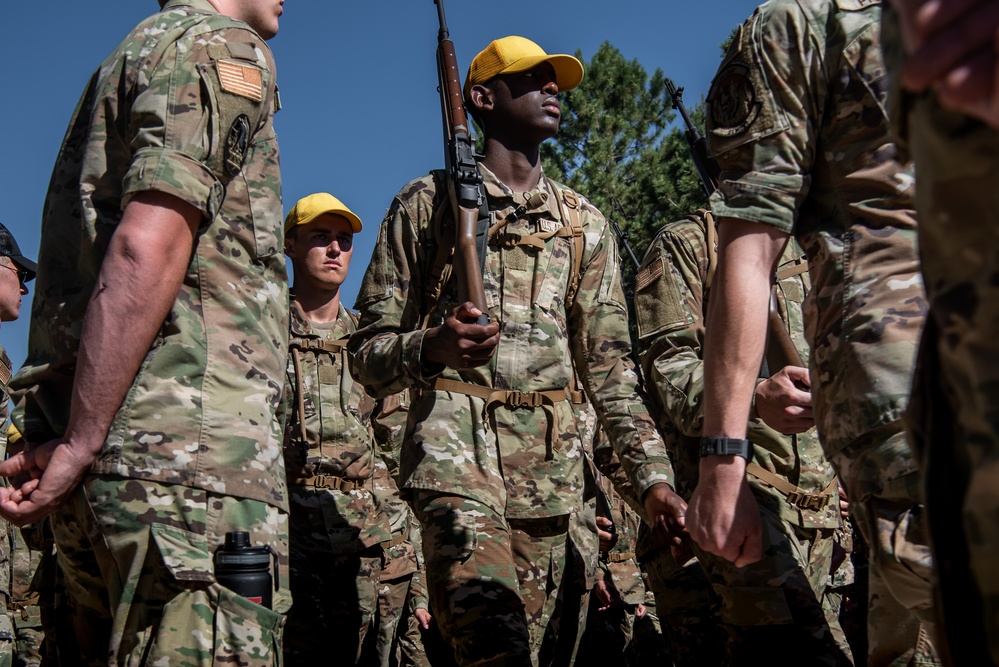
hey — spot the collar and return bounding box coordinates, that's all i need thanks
[289,299,351,339]
[161,0,221,15]
[477,162,563,223]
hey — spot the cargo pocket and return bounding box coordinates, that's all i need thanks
[0,612,13,642]
[213,583,284,667]
[419,499,480,598]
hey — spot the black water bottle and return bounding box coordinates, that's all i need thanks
[214,531,275,609]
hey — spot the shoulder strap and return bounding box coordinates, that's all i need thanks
[697,209,719,292]
[546,178,585,306]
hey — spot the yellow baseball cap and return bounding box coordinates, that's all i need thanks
[463,36,584,99]
[284,192,362,235]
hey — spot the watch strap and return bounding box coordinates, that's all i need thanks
[699,437,753,460]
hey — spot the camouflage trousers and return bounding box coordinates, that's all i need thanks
[640,546,726,667]
[629,588,673,666]
[283,539,380,665]
[692,502,853,667]
[370,573,413,667]
[3,523,45,667]
[413,492,587,667]
[829,427,939,666]
[51,475,290,667]
[573,596,636,667]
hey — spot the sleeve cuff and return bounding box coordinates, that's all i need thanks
[123,147,221,218]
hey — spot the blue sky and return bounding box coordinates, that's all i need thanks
[0,0,752,370]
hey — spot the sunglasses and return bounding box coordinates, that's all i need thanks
[1,263,29,285]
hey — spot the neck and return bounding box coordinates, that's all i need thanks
[292,286,341,324]
[480,138,543,193]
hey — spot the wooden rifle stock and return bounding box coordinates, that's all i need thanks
[434,0,488,323]
[766,285,806,372]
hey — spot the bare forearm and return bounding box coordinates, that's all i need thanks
[702,220,785,440]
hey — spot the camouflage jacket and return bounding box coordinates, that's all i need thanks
[283,300,392,551]
[706,0,926,456]
[372,389,419,581]
[10,0,288,508]
[349,163,673,519]
[634,214,839,529]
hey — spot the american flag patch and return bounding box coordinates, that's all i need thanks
[635,260,663,291]
[217,60,263,102]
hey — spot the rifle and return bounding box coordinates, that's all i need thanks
[665,79,720,198]
[434,0,488,324]
[766,285,806,372]
[610,219,640,272]
[666,77,806,375]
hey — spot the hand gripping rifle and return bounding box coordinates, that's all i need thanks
[666,77,805,374]
[435,0,489,325]
[665,79,720,198]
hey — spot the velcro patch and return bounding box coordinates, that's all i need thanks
[709,62,760,138]
[217,59,263,102]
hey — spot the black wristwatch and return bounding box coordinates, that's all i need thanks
[699,437,753,461]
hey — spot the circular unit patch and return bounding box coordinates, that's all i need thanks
[709,62,761,137]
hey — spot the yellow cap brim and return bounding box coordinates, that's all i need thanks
[498,53,583,92]
[291,209,361,234]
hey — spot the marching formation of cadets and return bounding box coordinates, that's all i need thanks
[0,0,996,666]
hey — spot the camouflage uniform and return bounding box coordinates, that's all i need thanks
[574,471,645,667]
[349,162,674,666]
[704,1,937,664]
[0,348,15,667]
[9,0,289,663]
[0,420,46,667]
[371,389,427,667]
[589,402,727,666]
[634,213,851,664]
[281,300,399,664]
[881,8,999,665]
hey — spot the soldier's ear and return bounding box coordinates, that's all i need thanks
[469,83,494,115]
[284,230,297,258]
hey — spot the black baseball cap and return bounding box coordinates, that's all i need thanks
[0,222,36,282]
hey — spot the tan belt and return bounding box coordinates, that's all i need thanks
[605,551,636,564]
[432,378,571,409]
[747,463,836,512]
[381,533,408,549]
[288,474,368,492]
[431,378,571,452]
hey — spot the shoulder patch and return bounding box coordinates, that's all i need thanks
[217,59,263,102]
[706,14,791,152]
[224,114,251,176]
[708,62,760,138]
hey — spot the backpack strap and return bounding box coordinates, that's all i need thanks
[546,178,585,307]
[698,209,719,292]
